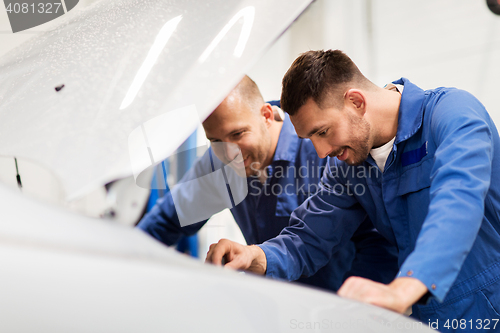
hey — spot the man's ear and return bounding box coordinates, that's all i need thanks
[344,89,366,116]
[261,103,274,126]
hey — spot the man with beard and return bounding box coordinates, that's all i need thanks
[137,75,398,291]
[206,51,500,330]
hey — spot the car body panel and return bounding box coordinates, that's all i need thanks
[0,0,311,200]
[0,184,432,332]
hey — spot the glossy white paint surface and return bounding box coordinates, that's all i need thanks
[0,0,311,199]
[0,183,434,333]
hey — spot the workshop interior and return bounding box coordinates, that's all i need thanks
[0,0,499,332]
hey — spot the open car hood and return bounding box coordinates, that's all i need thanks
[0,0,311,199]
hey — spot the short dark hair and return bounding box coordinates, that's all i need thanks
[280,49,368,116]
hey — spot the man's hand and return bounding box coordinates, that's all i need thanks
[337,277,428,313]
[205,239,267,275]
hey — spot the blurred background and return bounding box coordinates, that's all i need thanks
[1,0,499,258]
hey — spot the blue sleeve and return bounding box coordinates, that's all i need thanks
[136,191,206,246]
[398,90,494,301]
[259,158,366,281]
[136,149,231,246]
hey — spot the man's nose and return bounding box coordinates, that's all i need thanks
[311,138,332,159]
[223,142,240,162]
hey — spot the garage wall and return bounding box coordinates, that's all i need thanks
[249,0,500,126]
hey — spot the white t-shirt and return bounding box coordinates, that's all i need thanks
[368,83,404,172]
[370,137,395,172]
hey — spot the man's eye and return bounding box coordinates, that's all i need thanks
[318,129,328,137]
[233,131,243,138]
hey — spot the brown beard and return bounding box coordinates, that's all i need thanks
[345,112,371,165]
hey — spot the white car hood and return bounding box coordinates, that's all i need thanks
[0,183,433,333]
[0,0,310,200]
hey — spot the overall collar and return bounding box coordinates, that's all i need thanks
[392,77,426,145]
[272,113,299,164]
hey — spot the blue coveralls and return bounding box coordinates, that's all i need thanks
[260,78,500,330]
[137,113,398,292]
